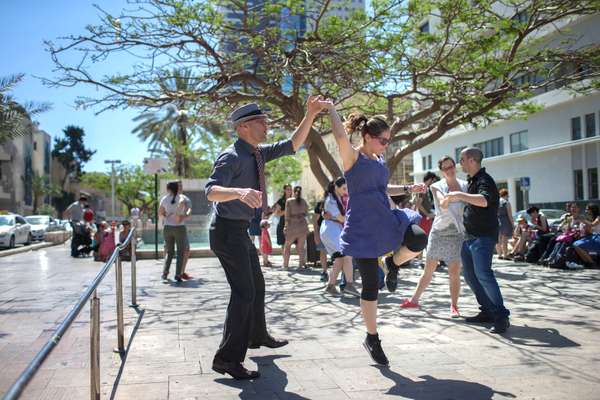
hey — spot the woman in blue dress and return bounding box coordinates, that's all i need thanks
[324,101,428,366]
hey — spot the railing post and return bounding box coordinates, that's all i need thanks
[130,234,138,308]
[90,290,100,400]
[114,256,125,354]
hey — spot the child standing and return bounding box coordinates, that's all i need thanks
[260,219,273,268]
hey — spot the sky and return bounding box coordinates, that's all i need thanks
[0,0,150,174]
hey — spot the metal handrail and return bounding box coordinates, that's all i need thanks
[2,227,139,400]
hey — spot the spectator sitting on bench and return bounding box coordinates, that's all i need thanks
[510,215,533,261]
[572,204,600,267]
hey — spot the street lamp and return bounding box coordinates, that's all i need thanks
[104,159,122,218]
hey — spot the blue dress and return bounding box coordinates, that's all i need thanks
[340,153,421,258]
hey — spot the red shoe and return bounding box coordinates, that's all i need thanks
[181,272,193,280]
[450,304,460,318]
[400,299,419,309]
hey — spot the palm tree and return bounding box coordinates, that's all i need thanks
[132,69,202,178]
[31,173,61,214]
[0,74,51,143]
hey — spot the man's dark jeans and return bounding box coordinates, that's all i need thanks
[461,236,510,320]
[209,216,268,363]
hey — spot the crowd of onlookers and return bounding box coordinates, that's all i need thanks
[255,178,600,278]
[63,195,136,262]
[500,201,600,270]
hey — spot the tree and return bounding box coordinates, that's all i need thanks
[31,173,61,214]
[81,166,176,216]
[265,132,304,192]
[43,0,600,188]
[0,74,51,143]
[52,125,96,189]
[79,171,111,192]
[132,68,206,178]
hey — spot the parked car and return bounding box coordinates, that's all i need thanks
[0,214,32,248]
[25,215,56,241]
[512,209,565,231]
[57,219,73,232]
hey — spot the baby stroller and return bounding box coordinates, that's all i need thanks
[71,222,93,257]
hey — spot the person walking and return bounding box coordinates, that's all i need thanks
[176,180,193,280]
[64,195,88,257]
[159,181,191,283]
[273,184,292,247]
[312,198,330,282]
[324,101,428,366]
[283,186,309,269]
[496,189,513,260]
[320,177,359,297]
[400,156,467,317]
[447,147,510,334]
[205,96,328,380]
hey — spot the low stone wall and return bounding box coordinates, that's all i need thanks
[136,246,293,259]
[44,231,71,244]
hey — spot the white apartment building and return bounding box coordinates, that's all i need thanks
[413,13,600,212]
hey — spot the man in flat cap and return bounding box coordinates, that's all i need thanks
[205,96,329,380]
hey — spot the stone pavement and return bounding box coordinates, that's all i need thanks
[1,244,600,399]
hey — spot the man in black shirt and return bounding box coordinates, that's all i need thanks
[447,147,510,334]
[205,96,328,380]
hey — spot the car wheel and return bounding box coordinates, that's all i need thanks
[25,233,32,246]
[9,236,15,249]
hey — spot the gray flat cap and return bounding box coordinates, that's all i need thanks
[230,103,268,126]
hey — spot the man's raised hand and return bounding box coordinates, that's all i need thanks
[307,95,331,117]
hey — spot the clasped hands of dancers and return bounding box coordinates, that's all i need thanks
[205,95,509,379]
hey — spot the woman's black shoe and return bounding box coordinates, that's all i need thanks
[363,334,389,366]
[385,257,400,293]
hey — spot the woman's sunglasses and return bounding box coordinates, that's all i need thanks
[371,136,391,146]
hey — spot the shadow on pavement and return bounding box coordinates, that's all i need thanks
[109,307,145,400]
[216,355,310,399]
[502,324,580,348]
[169,278,206,288]
[377,367,516,399]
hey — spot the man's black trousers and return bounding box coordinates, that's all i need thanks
[209,215,268,363]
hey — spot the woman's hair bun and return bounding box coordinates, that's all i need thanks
[344,112,368,134]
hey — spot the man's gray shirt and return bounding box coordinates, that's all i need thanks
[65,201,84,221]
[205,138,295,221]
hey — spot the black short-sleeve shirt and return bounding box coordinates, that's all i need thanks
[463,168,500,238]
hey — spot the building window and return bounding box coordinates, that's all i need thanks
[574,169,584,200]
[585,113,596,137]
[571,116,581,140]
[510,130,528,152]
[427,155,432,170]
[455,146,466,162]
[512,10,529,23]
[588,168,598,199]
[422,156,426,171]
[419,21,429,33]
[474,137,504,158]
[33,142,37,151]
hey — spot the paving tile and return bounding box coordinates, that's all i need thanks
[1,248,600,399]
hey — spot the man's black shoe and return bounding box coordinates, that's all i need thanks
[248,336,289,349]
[363,334,389,366]
[464,312,494,324]
[489,318,510,334]
[385,257,400,293]
[212,357,260,380]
